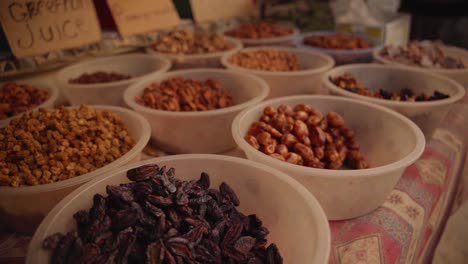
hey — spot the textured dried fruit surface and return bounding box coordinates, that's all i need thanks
[330,73,449,101]
[69,71,132,84]
[224,21,294,39]
[303,34,372,50]
[0,82,49,120]
[43,165,283,264]
[228,49,302,72]
[151,29,234,55]
[0,105,135,187]
[135,77,234,112]
[245,104,369,170]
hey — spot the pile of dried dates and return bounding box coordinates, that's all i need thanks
[43,164,282,264]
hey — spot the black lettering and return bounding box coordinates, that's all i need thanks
[8,2,27,22]
[63,19,78,38]
[17,22,34,48]
[39,25,54,42]
[54,23,63,40]
[64,0,82,12]
[25,2,38,19]
[46,0,60,13]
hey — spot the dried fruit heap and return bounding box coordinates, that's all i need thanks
[0,106,135,187]
[228,49,301,72]
[303,34,372,50]
[225,21,294,39]
[136,77,234,112]
[69,71,132,84]
[245,104,369,169]
[43,165,283,264]
[0,82,49,120]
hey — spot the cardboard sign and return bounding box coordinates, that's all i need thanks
[190,0,257,22]
[107,0,180,37]
[0,0,102,58]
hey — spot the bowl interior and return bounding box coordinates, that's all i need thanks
[28,155,330,264]
[235,96,421,169]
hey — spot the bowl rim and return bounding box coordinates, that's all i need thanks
[0,80,59,127]
[147,37,243,60]
[0,105,151,194]
[123,68,270,117]
[322,63,466,107]
[232,95,426,179]
[220,46,335,76]
[26,154,331,264]
[373,45,468,74]
[223,26,300,44]
[55,53,172,89]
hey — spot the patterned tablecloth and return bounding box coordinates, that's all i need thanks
[1,103,467,264]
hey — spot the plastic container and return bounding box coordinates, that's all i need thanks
[294,31,379,65]
[224,27,300,47]
[323,64,466,137]
[27,154,330,264]
[55,54,171,106]
[221,47,334,98]
[232,95,426,220]
[147,38,242,70]
[373,45,468,89]
[0,79,59,128]
[0,105,151,234]
[124,69,269,154]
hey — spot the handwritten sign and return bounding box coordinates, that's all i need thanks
[190,0,257,22]
[0,0,102,58]
[107,0,180,37]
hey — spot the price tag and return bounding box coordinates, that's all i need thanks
[107,0,180,37]
[0,0,102,58]
[190,0,257,22]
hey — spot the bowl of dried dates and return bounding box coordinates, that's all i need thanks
[0,105,151,234]
[232,95,425,220]
[221,47,334,98]
[223,21,299,46]
[294,31,378,65]
[0,80,58,127]
[27,154,330,264]
[373,41,468,88]
[124,68,269,154]
[55,54,171,106]
[148,29,242,70]
[323,63,465,136]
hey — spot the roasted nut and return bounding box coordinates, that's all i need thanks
[256,131,272,145]
[261,140,277,155]
[263,106,277,116]
[294,142,314,161]
[69,71,131,84]
[275,144,289,157]
[245,135,260,150]
[309,126,326,147]
[294,110,309,121]
[0,82,49,120]
[278,104,294,116]
[313,146,325,160]
[303,34,372,50]
[293,120,309,138]
[228,49,301,72]
[281,133,298,148]
[269,153,286,161]
[225,21,294,39]
[327,112,345,128]
[285,152,303,165]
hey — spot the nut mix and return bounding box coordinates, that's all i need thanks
[224,21,294,39]
[228,49,302,71]
[43,164,283,264]
[135,77,234,112]
[303,34,372,50]
[330,73,450,101]
[0,105,135,187]
[0,82,49,120]
[69,71,132,84]
[152,29,235,55]
[245,104,369,169]
[379,41,465,69]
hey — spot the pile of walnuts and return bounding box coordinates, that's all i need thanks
[228,49,301,72]
[224,21,294,39]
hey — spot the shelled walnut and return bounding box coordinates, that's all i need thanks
[228,49,301,72]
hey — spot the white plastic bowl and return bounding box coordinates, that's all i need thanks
[232,95,426,220]
[221,46,335,98]
[323,64,465,137]
[373,45,468,89]
[27,154,330,264]
[0,105,151,234]
[0,79,59,128]
[224,26,300,47]
[147,38,242,70]
[55,54,171,106]
[294,31,379,65]
[124,69,269,154]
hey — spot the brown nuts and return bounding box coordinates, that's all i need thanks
[135,77,234,112]
[303,34,372,50]
[0,82,49,120]
[228,49,302,71]
[245,104,369,170]
[224,21,294,39]
[0,106,135,187]
[69,71,132,84]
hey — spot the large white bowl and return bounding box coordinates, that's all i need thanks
[55,54,171,106]
[147,38,242,70]
[373,45,468,89]
[323,64,465,137]
[224,26,300,47]
[124,69,269,154]
[27,154,330,264]
[0,105,151,234]
[0,79,59,128]
[232,95,426,220]
[221,46,335,98]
